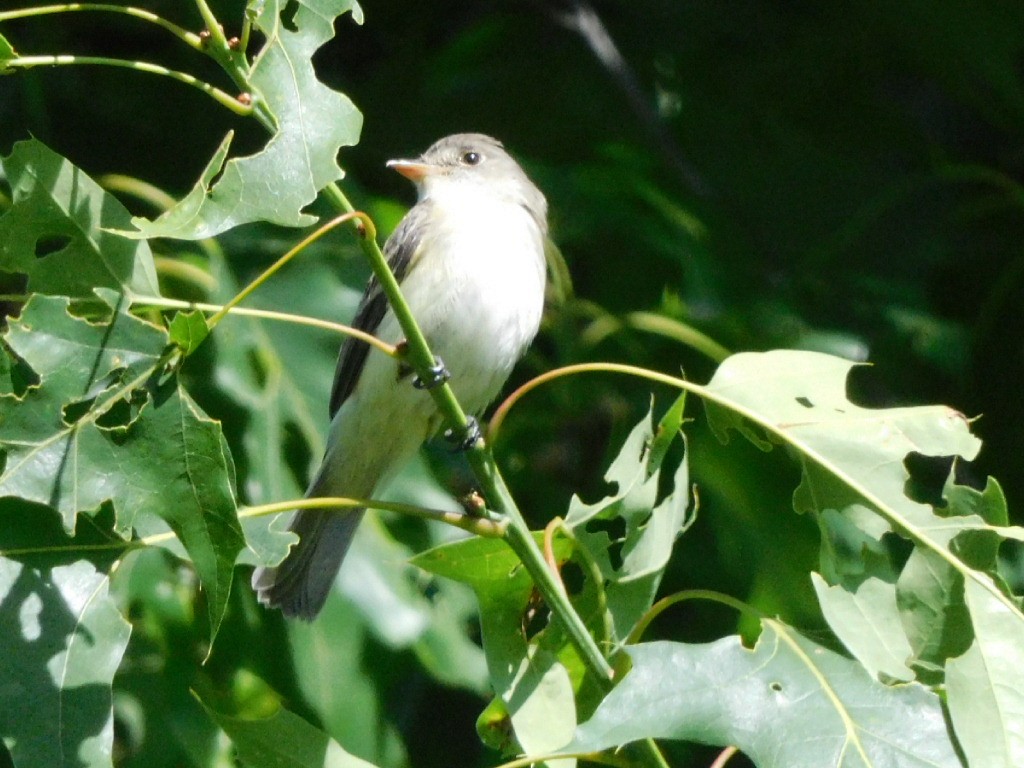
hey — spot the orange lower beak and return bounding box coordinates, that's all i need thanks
[386,159,436,181]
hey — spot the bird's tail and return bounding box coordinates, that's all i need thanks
[251,505,365,620]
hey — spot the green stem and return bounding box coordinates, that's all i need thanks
[628,589,765,645]
[4,55,252,115]
[205,211,370,332]
[317,189,654,768]
[0,3,203,49]
[130,295,397,357]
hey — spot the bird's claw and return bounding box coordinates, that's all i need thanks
[444,416,482,452]
[413,357,451,390]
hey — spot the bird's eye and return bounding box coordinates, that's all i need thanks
[461,151,482,166]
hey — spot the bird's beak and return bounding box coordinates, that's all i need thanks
[386,159,438,181]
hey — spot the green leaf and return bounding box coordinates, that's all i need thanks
[203,699,380,768]
[945,577,1024,768]
[0,295,244,642]
[564,404,694,642]
[0,555,131,768]
[571,621,963,767]
[704,351,1024,682]
[0,139,159,296]
[286,592,408,766]
[413,534,577,760]
[128,1,364,240]
[167,310,210,355]
[811,572,915,682]
[0,32,15,70]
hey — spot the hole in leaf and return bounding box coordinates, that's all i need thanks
[34,234,72,259]
[585,515,625,541]
[903,452,954,508]
[62,397,96,426]
[795,396,813,408]
[769,681,783,692]
[522,597,548,641]
[1,342,40,396]
[585,516,626,569]
[281,0,300,31]
[561,561,585,596]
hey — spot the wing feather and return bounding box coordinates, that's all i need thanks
[328,202,431,417]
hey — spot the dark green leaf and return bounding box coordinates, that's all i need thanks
[0,295,244,641]
[0,139,159,296]
[571,623,963,767]
[203,698,379,768]
[128,1,364,239]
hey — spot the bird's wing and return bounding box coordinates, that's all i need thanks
[328,202,431,417]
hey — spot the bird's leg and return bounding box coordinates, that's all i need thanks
[395,339,452,390]
[444,416,482,451]
[413,357,451,390]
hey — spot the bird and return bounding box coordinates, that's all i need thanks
[252,133,549,619]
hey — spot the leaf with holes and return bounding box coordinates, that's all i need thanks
[704,351,1024,681]
[564,398,693,642]
[0,139,159,297]
[569,622,962,767]
[0,294,244,641]
[0,556,131,768]
[128,0,364,240]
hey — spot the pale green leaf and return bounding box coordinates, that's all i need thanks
[0,556,131,768]
[128,1,363,239]
[0,139,159,296]
[564,404,693,642]
[571,621,962,767]
[704,351,1024,683]
[946,577,1024,768]
[811,572,915,682]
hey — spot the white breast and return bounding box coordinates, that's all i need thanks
[385,182,547,413]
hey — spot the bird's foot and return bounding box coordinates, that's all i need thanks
[413,357,451,390]
[444,416,482,452]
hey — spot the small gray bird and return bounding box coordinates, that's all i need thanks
[252,134,549,619]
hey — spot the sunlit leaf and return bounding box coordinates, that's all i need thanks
[0,295,244,641]
[0,556,131,768]
[564,403,693,642]
[945,577,1024,768]
[571,621,962,767]
[811,572,914,682]
[705,351,1024,685]
[0,139,159,296]
[128,1,364,239]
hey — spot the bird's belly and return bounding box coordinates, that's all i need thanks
[411,220,545,413]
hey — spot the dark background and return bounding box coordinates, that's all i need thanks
[3,2,1023,766]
